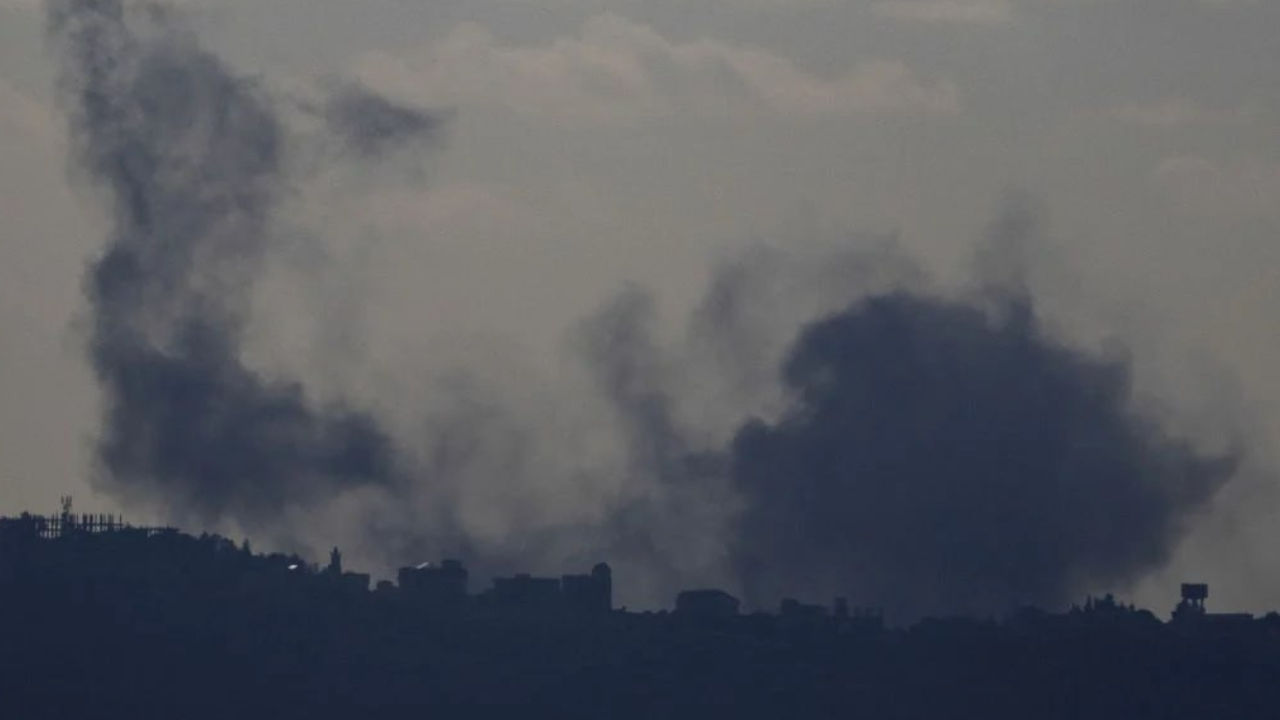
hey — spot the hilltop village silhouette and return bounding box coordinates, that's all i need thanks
[3,499,1279,719]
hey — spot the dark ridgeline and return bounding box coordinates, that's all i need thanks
[2,508,1279,720]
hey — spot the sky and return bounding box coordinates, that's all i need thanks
[1,0,1279,616]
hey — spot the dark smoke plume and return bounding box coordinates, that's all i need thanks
[44,0,1238,617]
[48,0,428,524]
[730,291,1235,619]
[323,82,443,160]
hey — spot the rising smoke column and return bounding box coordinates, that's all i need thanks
[576,288,738,600]
[730,291,1236,620]
[47,0,435,525]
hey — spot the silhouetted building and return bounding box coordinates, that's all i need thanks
[780,598,828,619]
[561,562,612,614]
[399,559,469,612]
[322,547,370,595]
[0,497,169,545]
[0,514,42,577]
[846,606,886,632]
[777,598,829,632]
[492,573,563,614]
[1172,583,1253,629]
[1174,583,1209,619]
[675,589,740,619]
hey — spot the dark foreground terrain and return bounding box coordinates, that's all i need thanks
[3,516,1278,719]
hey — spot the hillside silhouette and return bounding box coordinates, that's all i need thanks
[3,503,1279,719]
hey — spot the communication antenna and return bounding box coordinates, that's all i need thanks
[57,495,74,537]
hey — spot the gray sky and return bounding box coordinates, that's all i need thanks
[2,0,1279,613]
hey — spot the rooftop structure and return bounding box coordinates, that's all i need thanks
[1172,583,1253,628]
[0,497,172,540]
[675,589,741,620]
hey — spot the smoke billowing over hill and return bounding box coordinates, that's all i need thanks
[48,0,1240,619]
[729,293,1234,619]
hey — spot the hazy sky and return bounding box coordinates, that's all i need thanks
[2,0,1279,613]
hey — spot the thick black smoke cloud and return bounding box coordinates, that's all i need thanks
[45,0,1238,617]
[48,0,433,524]
[730,292,1235,619]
